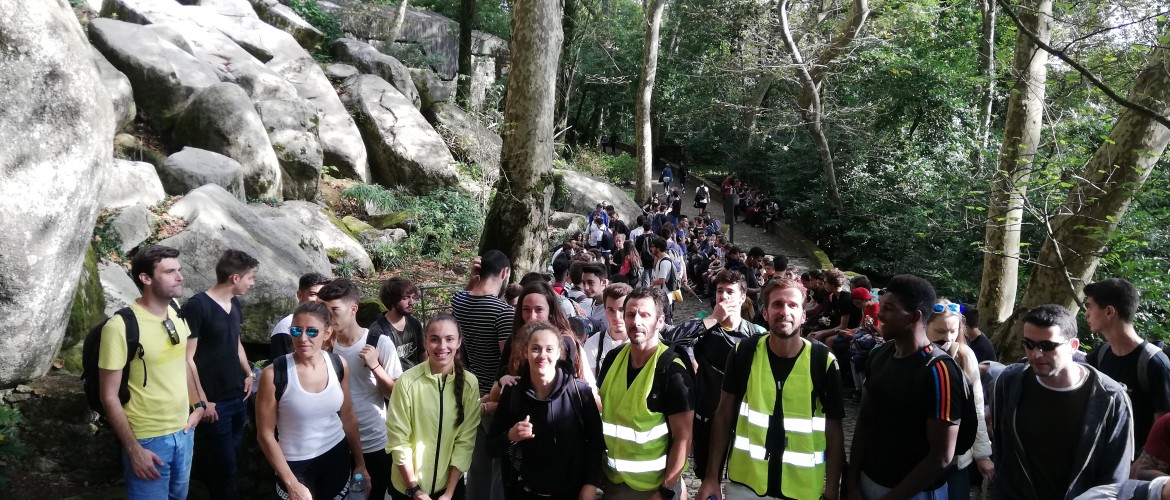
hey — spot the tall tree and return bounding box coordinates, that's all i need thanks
[479,0,564,275]
[969,0,996,173]
[977,0,1050,335]
[634,0,668,203]
[388,0,409,42]
[456,0,478,108]
[554,0,581,141]
[993,23,1170,359]
[777,0,869,212]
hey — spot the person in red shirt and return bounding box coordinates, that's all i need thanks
[1134,413,1170,479]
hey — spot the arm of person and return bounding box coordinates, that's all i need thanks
[660,410,694,498]
[99,367,164,480]
[255,365,310,498]
[437,466,463,500]
[961,347,994,481]
[486,386,517,458]
[825,418,845,500]
[878,419,957,500]
[845,393,872,499]
[582,382,606,497]
[387,378,428,499]
[696,390,738,500]
[365,337,402,399]
[237,339,253,400]
[1134,414,1170,479]
[464,256,482,291]
[336,357,370,491]
[1134,452,1170,480]
[1102,387,1136,484]
[449,377,482,487]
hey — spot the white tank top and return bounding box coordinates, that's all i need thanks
[276,352,346,461]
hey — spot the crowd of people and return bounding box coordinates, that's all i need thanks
[91,171,1170,500]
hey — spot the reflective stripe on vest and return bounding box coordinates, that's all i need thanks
[598,343,683,491]
[726,337,831,499]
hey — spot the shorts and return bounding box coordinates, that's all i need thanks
[276,440,352,500]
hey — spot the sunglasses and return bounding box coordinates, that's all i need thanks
[1021,337,1067,352]
[289,326,321,338]
[162,318,180,346]
[933,303,962,314]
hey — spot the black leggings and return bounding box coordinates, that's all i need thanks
[277,440,352,500]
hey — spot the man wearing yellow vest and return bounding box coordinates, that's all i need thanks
[598,287,695,500]
[696,278,846,500]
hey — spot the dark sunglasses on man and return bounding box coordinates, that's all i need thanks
[162,318,180,346]
[1021,337,1066,352]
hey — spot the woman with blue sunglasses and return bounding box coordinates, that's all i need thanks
[926,299,992,500]
[256,301,369,500]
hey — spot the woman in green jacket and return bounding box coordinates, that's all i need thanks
[386,314,480,500]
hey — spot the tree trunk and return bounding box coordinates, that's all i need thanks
[456,0,477,108]
[969,0,996,173]
[741,72,777,136]
[554,0,580,142]
[634,0,668,203]
[992,25,1170,360]
[479,0,564,276]
[977,0,1050,336]
[589,101,607,147]
[388,0,409,41]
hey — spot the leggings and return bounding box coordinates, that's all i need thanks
[276,440,352,500]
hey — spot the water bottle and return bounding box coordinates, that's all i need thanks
[348,473,365,499]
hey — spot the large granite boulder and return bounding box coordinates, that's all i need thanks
[100,159,166,209]
[410,67,455,111]
[256,99,323,201]
[430,103,501,174]
[103,0,370,182]
[341,75,460,193]
[88,17,220,130]
[172,82,283,200]
[91,48,136,131]
[247,0,324,50]
[159,147,247,199]
[98,260,140,317]
[0,0,115,386]
[331,38,421,109]
[108,204,156,254]
[152,18,299,103]
[555,169,644,223]
[158,184,331,343]
[254,201,374,275]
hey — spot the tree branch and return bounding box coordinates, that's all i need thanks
[997,0,1170,129]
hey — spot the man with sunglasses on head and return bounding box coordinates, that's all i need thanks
[183,249,260,500]
[98,245,204,499]
[990,304,1133,499]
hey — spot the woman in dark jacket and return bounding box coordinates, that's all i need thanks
[488,321,604,500]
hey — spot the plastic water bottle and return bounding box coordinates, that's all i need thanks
[348,473,365,499]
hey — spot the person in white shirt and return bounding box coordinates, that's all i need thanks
[270,272,331,361]
[317,279,403,499]
[583,283,632,380]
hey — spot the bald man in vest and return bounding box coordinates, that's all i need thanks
[696,278,846,500]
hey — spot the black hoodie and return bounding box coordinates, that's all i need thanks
[488,368,604,497]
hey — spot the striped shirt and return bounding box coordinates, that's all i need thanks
[450,290,514,397]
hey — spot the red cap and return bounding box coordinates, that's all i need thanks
[851,287,874,301]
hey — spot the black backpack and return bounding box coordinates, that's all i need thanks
[81,300,181,416]
[272,351,346,402]
[920,347,979,456]
[1092,341,1167,393]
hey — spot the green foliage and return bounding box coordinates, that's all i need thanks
[343,185,483,270]
[412,0,511,39]
[550,173,571,212]
[569,149,638,186]
[0,405,26,490]
[288,0,342,57]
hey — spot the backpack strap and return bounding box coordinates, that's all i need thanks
[366,329,381,349]
[809,340,829,411]
[116,308,145,388]
[330,352,345,383]
[273,355,288,402]
[169,298,183,319]
[1136,342,1164,392]
[1091,342,1109,367]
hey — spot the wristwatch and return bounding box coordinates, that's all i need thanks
[658,485,676,500]
[190,401,206,413]
[405,484,422,498]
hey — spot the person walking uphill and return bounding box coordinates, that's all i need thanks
[184,249,259,500]
[386,315,481,500]
[696,278,846,500]
[597,287,695,500]
[488,321,605,500]
[98,245,204,500]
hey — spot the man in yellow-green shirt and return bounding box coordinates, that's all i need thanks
[98,245,204,500]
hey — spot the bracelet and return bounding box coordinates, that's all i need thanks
[372,364,382,372]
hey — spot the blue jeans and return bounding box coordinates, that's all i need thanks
[194,396,246,499]
[861,472,948,500]
[122,428,195,499]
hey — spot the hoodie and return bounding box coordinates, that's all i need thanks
[990,362,1134,500]
[487,368,604,497]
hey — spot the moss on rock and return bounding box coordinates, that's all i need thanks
[368,211,410,230]
[63,244,106,352]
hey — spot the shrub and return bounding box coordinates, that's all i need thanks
[343,185,484,269]
[288,0,342,58]
[0,405,26,490]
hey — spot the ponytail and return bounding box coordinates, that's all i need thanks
[453,355,466,426]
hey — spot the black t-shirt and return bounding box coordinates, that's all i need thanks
[967,334,997,363]
[1017,370,1092,500]
[1088,341,1170,453]
[824,292,856,329]
[368,314,424,370]
[610,219,630,238]
[183,292,245,402]
[723,338,845,499]
[598,346,695,416]
[861,343,965,490]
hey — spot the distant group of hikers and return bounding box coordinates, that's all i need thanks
[85,236,1170,500]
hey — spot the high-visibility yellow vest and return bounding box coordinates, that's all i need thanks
[727,337,830,499]
[599,342,687,491]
